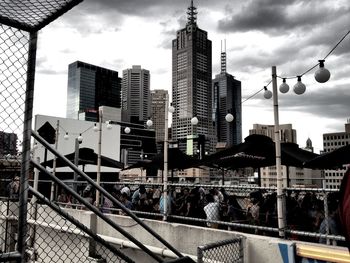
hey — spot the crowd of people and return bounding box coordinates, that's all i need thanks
[55,183,342,244]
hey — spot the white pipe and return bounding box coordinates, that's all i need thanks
[272,66,285,237]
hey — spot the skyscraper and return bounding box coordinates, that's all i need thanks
[212,41,242,147]
[171,0,214,155]
[151,89,167,146]
[122,65,151,124]
[66,61,121,121]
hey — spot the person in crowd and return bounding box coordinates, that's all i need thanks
[7,176,20,200]
[119,192,133,215]
[82,186,94,210]
[247,191,262,233]
[159,191,173,215]
[203,193,220,228]
[226,195,245,230]
[132,185,150,211]
[120,185,131,198]
[319,195,340,245]
[175,187,190,216]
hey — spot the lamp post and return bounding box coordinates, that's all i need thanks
[96,107,112,207]
[271,66,285,238]
[265,62,331,238]
[162,94,175,220]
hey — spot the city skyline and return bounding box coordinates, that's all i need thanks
[33,0,350,153]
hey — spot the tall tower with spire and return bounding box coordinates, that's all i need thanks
[171,0,214,156]
[212,40,242,147]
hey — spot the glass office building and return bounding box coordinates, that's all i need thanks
[66,61,121,121]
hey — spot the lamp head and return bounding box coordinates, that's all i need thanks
[146,119,153,127]
[314,60,330,83]
[168,104,175,113]
[191,116,199,125]
[293,76,306,95]
[64,132,69,140]
[106,120,112,130]
[124,127,131,134]
[279,78,290,94]
[225,113,234,123]
[93,123,99,132]
[263,86,272,99]
[77,134,83,143]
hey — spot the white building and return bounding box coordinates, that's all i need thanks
[34,114,121,173]
[322,120,350,189]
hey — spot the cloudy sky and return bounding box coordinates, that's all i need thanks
[33,0,350,153]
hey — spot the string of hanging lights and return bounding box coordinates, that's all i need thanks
[262,30,349,99]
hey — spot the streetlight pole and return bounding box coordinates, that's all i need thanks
[96,108,103,207]
[50,120,60,201]
[73,137,80,193]
[163,93,170,220]
[272,66,285,238]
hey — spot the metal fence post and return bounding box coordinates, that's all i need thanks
[17,31,38,262]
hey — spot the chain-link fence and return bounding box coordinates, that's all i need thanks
[197,238,244,263]
[0,1,138,262]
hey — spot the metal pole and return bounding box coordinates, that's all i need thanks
[50,120,60,201]
[96,108,102,207]
[163,93,169,220]
[17,31,37,263]
[74,138,79,193]
[272,66,285,238]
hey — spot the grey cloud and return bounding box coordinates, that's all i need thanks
[217,0,349,35]
[270,84,350,120]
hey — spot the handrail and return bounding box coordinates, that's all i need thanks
[296,243,350,263]
[32,130,184,259]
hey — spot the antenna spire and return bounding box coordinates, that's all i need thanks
[221,40,227,73]
[187,0,197,25]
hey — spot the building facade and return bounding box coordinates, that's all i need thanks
[122,65,151,124]
[212,43,242,147]
[0,131,17,156]
[150,90,167,148]
[322,120,350,189]
[171,1,214,157]
[250,124,321,188]
[66,61,121,121]
[249,123,297,143]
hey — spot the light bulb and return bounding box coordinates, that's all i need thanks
[263,87,272,99]
[293,76,306,95]
[314,60,330,83]
[106,121,112,130]
[64,132,69,140]
[124,127,131,134]
[225,113,234,123]
[146,119,153,127]
[191,117,199,125]
[279,78,289,94]
[93,123,99,132]
[77,134,83,143]
[168,105,175,113]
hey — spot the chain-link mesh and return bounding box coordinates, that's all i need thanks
[0,23,29,261]
[0,198,19,256]
[197,238,243,263]
[0,0,83,32]
[27,200,129,262]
